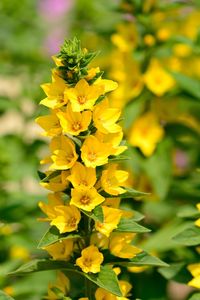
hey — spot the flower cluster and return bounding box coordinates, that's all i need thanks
[36,38,145,299]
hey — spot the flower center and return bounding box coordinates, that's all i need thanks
[88,152,97,161]
[68,217,77,228]
[80,195,91,205]
[83,257,92,267]
[58,94,64,103]
[72,122,81,131]
[78,95,87,104]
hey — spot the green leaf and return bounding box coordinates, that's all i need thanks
[9,260,122,297]
[172,225,200,246]
[158,262,191,283]
[0,291,15,300]
[84,265,122,297]
[144,139,172,200]
[38,226,81,248]
[41,170,61,183]
[171,72,200,100]
[81,206,104,223]
[9,259,75,276]
[108,155,130,162]
[110,251,168,267]
[101,187,148,199]
[189,293,200,300]
[177,205,200,218]
[116,218,150,233]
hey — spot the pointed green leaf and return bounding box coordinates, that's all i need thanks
[116,218,150,233]
[189,293,200,300]
[41,170,61,183]
[109,251,168,267]
[171,72,200,100]
[81,206,104,223]
[172,225,200,246]
[0,291,15,300]
[38,226,81,248]
[9,259,75,276]
[84,265,122,297]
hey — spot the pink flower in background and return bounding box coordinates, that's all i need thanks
[174,149,189,170]
[44,28,67,55]
[39,0,72,19]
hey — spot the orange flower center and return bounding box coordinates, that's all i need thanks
[88,152,97,161]
[80,195,91,205]
[72,122,81,131]
[83,257,92,267]
[78,95,87,104]
[68,217,77,228]
[58,94,64,103]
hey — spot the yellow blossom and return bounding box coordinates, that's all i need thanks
[144,34,155,46]
[93,99,121,134]
[101,165,129,195]
[95,131,127,156]
[51,205,81,233]
[90,232,109,249]
[40,71,68,108]
[103,198,121,209]
[195,203,200,227]
[39,193,64,221]
[70,187,105,212]
[109,233,142,259]
[76,245,103,273]
[143,59,175,96]
[64,79,103,112]
[187,263,200,289]
[111,23,138,52]
[85,67,100,81]
[50,135,78,170]
[47,272,70,299]
[3,286,14,297]
[81,135,111,168]
[95,206,122,237]
[40,170,70,192]
[128,112,164,157]
[35,111,62,137]
[93,78,118,94]
[10,245,30,261]
[57,103,92,136]
[173,43,192,58]
[44,239,74,260]
[67,162,96,188]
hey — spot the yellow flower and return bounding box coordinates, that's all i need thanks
[95,131,127,156]
[95,206,122,237]
[76,245,103,273]
[144,34,155,46]
[51,205,81,233]
[70,187,105,212]
[119,280,132,298]
[39,193,64,221]
[40,170,70,192]
[93,99,121,134]
[35,111,62,137]
[128,112,164,157]
[93,78,118,94]
[40,71,68,108]
[109,233,142,259]
[195,203,200,227]
[68,162,96,188]
[90,232,109,249]
[187,263,200,289]
[85,67,100,81]
[50,135,78,170]
[81,135,111,168]
[44,239,74,260]
[101,165,128,195]
[173,43,192,58]
[3,286,14,297]
[64,79,103,112]
[111,23,138,52]
[57,103,92,136]
[10,245,30,261]
[143,59,175,96]
[47,271,70,299]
